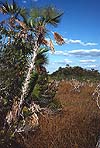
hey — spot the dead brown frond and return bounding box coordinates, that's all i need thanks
[17,30,27,39]
[6,99,19,125]
[49,39,55,53]
[0,7,7,14]
[9,17,15,27]
[37,26,45,34]
[15,19,27,30]
[54,32,65,45]
[42,39,49,46]
[0,7,2,13]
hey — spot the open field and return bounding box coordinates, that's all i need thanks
[15,81,100,148]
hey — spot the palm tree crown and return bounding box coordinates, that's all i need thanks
[0,1,65,52]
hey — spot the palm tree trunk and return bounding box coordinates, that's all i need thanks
[17,41,39,118]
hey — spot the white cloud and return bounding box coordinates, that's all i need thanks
[50,49,100,57]
[22,0,27,3]
[68,49,100,57]
[64,59,72,63]
[32,0,38,1]
[22,0,38,3]
[52,50,68,56]
[80,59,96,63]
[84,65,97,68]
[64,38,98,46]
[84,42,98,46]
[50,59,72,66]
[46,37,98,47]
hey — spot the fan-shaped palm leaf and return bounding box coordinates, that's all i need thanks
[29,6,63,27]
[19,8,28,25]
[0,0,19,15]
[41,6,63,26]
[35,48,49,73]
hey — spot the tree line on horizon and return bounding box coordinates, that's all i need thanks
[50,64,100,81]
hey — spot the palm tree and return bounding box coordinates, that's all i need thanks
[16,6,65,120]
[0,0,65,130]
[25,47,49,101]
[35,47,48,73]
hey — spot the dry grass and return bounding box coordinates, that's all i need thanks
[17,81,100,148]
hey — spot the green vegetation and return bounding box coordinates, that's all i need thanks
[15,81,100,148]
[1,1,100,148]
[0,0,64,142]
[50,64,100,81]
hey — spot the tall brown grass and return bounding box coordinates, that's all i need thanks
[17,81,100,148]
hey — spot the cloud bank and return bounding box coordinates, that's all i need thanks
[64,38,98,46]
[22,0,38,3]
[68,49,100,57]
[80,59,96,63]
[53,49,100,57]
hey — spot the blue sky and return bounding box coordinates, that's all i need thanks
[1,0,100,73]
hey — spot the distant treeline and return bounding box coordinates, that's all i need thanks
[50,65,100,81]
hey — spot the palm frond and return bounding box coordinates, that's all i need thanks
[0,1,9,14]
[15,19,27,29]
[30,8,40,19]
[35,54,48,66]
[47,13,63,26]
[27,17,35,28]
[12,0,17,10]
[37,47,49,55]
[35,47,49,67]
[0,0,19,14]
[19,8,28,24]
[54,32,65,45]
[41,6,63,26]
[29,6,63,28]
[42,39,49,46]
[30,8,44,27]
[49,40,55,53]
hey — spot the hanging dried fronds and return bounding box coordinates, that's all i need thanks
[15,19,27,29]
[49,39,55,53]
[9,17,15,27]
[17,30,27,39]
[36,26,45,34]
[0,6,8,14]
[6,99,19,126]
[54,32,65,45]
[42,39,49,46]
[0,7,3,13]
